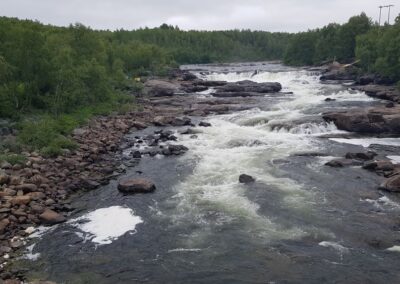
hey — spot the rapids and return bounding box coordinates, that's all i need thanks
[19,62,400,283]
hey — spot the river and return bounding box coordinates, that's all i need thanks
[19,62,400,283]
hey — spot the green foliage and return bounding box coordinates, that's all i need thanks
[0,153,26,165]
[284,13,372,65]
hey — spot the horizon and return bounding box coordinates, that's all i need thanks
[0,0,398,33]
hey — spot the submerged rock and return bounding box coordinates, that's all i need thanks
[118,178,156,193]
[325,158,363,168]
[239,174,255,184]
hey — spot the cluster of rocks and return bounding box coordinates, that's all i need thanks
[323,105,400,134]
[1,70,228,281]
[352,84,400,103]
[325,151,400,192]
[143,76,282,99]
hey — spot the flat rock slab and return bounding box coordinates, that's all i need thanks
[118,178,156,194]
[39,209,66,225]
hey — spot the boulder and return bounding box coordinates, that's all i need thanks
[323,106,400,134]
[345,152,377,161]
[0,219,10,233]
[118,178,156,194]
[144,79,180,97]
[199,121,212,127]
[239,174,255,184]
[39,209,66,225]
[0,173,9,185]
[167,145,189,155]
[380,175,400,192]
[215,80,282,94]
[363,161,395,172]
[325,159,363,168]
[10,195,31,206]
[15,183,38,193]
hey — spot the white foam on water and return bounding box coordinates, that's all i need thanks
[23,244,41,261]
[329,90,376,102]
[387,246,400,252]
[319,241,349,254]
[168,248,203,253]
[364,196,400,210]
[69,206,143,245]
[330,138,400,148]
[388,156,400,164]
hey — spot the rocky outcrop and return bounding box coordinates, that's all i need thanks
[352,84,400,103]
[323,106,400,134]
[118,178,156,193]
[144,80,182,97]
[214,80,282,96]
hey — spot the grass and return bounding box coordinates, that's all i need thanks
[14,92,138,157]
[0,153,27,165]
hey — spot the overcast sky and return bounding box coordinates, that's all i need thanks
[0,0,398,32]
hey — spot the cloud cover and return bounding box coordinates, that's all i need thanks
[0,0,397,32]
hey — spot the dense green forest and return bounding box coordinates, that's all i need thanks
[283,13,400,83]
[0,16,290,157]
[0,13,399,158]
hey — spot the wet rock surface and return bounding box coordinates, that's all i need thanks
[118,178,156,194]
[323,106,400,134]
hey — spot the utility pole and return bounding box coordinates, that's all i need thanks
[379,5,384,26]
[387,4,394,25]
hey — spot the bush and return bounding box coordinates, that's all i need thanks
[0,153,26,165]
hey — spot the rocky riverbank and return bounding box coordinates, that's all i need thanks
[0,70,283,283]
[319,65,400,193]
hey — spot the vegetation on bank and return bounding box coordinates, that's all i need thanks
[283,13,400,84]
[0,13,399,160]
[0,17,292,158]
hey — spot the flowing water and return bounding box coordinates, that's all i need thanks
[19,63,400,283]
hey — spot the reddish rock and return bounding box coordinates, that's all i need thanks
[380,175,400,192]
[0,219,10,233]
[118,178,156,193]
[0,173,10,185]
[10,196,31,206]
[39,209,66,225]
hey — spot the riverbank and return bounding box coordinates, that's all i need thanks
[2,62,400,283]
[0,69,285,283]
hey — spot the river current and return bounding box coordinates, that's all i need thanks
[20,63,400,283]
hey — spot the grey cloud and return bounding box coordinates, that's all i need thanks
[0,0,397,32]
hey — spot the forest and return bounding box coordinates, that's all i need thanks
[0,13,399,157]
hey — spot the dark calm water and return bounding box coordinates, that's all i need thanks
[19,63,400,283]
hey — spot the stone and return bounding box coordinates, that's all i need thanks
[0,173,9,185]
[345,152,377,161]
[118,178,156,194]
[379,175,400,192]
[0,161,12,169]
[363,161,395,171]
[199,121,212,127]
[239,174,255,184]
[10,196,31,206]
[39,209,66,225]
[0,219,10,233]
[325,159,363,168]
[167,145,189,155]
[14,184,38,193]
[144,79,180,97]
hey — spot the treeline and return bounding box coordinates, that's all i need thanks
[283,13,400,83]
[0,17,291,119]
